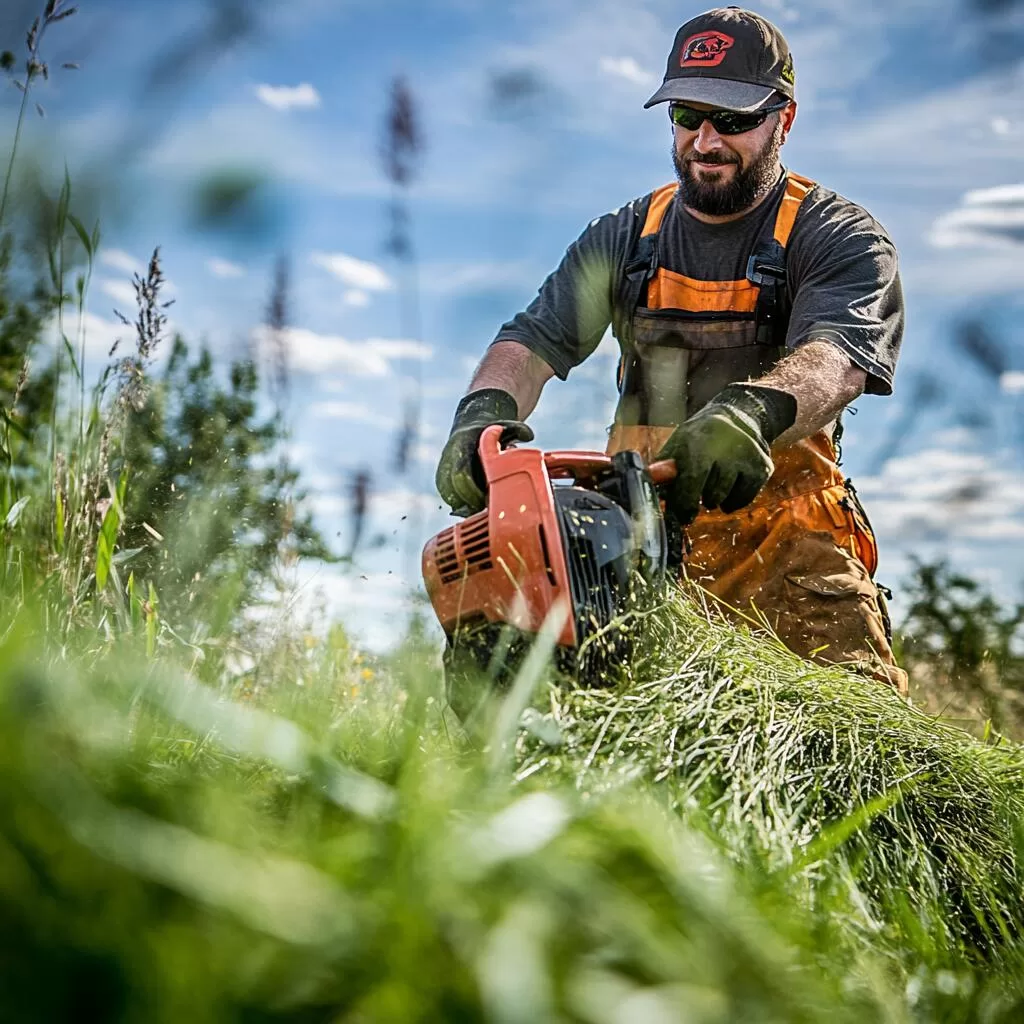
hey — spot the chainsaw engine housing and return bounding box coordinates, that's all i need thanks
[423,426,671,696]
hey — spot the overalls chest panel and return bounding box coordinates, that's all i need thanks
[615,175,812,428]
[608,172,849,508]
[629,269,783,425]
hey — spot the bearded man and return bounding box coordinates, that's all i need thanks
[435,6,908,692]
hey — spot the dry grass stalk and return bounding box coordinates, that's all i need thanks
[113,246,172,416]
[264,253,290,415]
[11,360,29,412]
[0,0,80,228]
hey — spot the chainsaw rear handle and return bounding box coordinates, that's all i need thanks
[477,423,677,486]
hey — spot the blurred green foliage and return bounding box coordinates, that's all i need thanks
[1,595,1024,1022]
[897,561,1024,735]
[900,561,1024,681]
[118,334,330,624]
[0,231,56,464]
[191,168,286,246]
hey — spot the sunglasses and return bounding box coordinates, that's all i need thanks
[668,100,789,135]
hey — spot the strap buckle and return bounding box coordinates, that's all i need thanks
[625,235,659,280]
[745,252,786,287]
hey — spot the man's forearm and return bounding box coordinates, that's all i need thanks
[753,340,866,447]
[468,339,556,419]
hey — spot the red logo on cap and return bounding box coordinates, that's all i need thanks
[680,31,735,67]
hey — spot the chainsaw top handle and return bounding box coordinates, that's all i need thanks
[477,423,677,486]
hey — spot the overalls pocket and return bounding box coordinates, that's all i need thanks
[820,486,879,577]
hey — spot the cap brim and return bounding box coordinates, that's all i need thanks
[643,78,778,112]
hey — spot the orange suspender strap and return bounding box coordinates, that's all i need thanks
[641,182,677,237]
[641,172,815,247]
[638,172,815,245]
[773,171,815,247]
[636,172,816,314]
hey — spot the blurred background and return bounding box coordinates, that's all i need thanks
[3,0,1024,653]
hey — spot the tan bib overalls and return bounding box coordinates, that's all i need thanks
[607,173,908,694]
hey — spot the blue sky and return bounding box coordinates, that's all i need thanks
[4,0,1024,648]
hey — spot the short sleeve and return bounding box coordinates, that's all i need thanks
[491,198,646,380]
[785,191,904,396]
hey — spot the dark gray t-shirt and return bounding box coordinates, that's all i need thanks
[493,170,904,395]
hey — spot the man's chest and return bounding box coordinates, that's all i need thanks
[655,205,782,286]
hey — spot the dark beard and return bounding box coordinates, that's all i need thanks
[673,120,783,216]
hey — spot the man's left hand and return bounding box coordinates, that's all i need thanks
[656,384,797,524]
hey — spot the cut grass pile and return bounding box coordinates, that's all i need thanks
[516,588,1024,966]
[1,592,1023,1022]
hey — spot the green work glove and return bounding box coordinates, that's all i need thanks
[435,388,534,514]
[656,383,797,525]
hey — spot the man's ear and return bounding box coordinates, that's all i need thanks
[780,100,797,141]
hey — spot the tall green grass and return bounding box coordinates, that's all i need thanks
[1,593,1023,1022]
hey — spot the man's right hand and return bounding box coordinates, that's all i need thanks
[435,388,534,514]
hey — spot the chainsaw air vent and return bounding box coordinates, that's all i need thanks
[458,515,492,576]
[435,516,492,585]
[434,527,459,584]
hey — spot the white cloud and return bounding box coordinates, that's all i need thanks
[366,339,433,361]
[418,259,543,296]
[65,304,181,372]
[309,487,446,575]
[142,97,384,202]
[931,426,977,449]
[835,57,1024,194]
[929,184,1024,250]
[42,312,126,366]
[964,183,1024,207]
[100,249,142,275]
[411,440,439,466]
[285,441,316,466]
[98,278,137,309]
[310,252,394,292]
[287,563,435,652]
[1001,371,1024,396]
[254,83,322,112]
[598,56,655,87]
[308,401,393,428]
[207,258,245,279]
[80,312,127,358]
[855,444,1024,545]
[421,379,466,401]
[343,289,370,307]
[254,325,432,377]
[366,487,446,525]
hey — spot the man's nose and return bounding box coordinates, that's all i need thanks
[692,120,724,152]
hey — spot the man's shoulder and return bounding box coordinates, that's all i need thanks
[584,191,656,232]
[572,190,659,258]
[796,180,896,247]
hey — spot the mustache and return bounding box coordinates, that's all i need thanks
[685,152,738,166]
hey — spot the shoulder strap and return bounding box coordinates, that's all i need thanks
[610,190,659,370]
[612,188,671,394]
[773,171,815,247]
[641,182,678,236]
[750,171,816,345]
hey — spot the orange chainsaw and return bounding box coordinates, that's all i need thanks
[422,424,678,697]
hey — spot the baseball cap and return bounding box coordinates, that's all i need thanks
[644,7,795,113]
